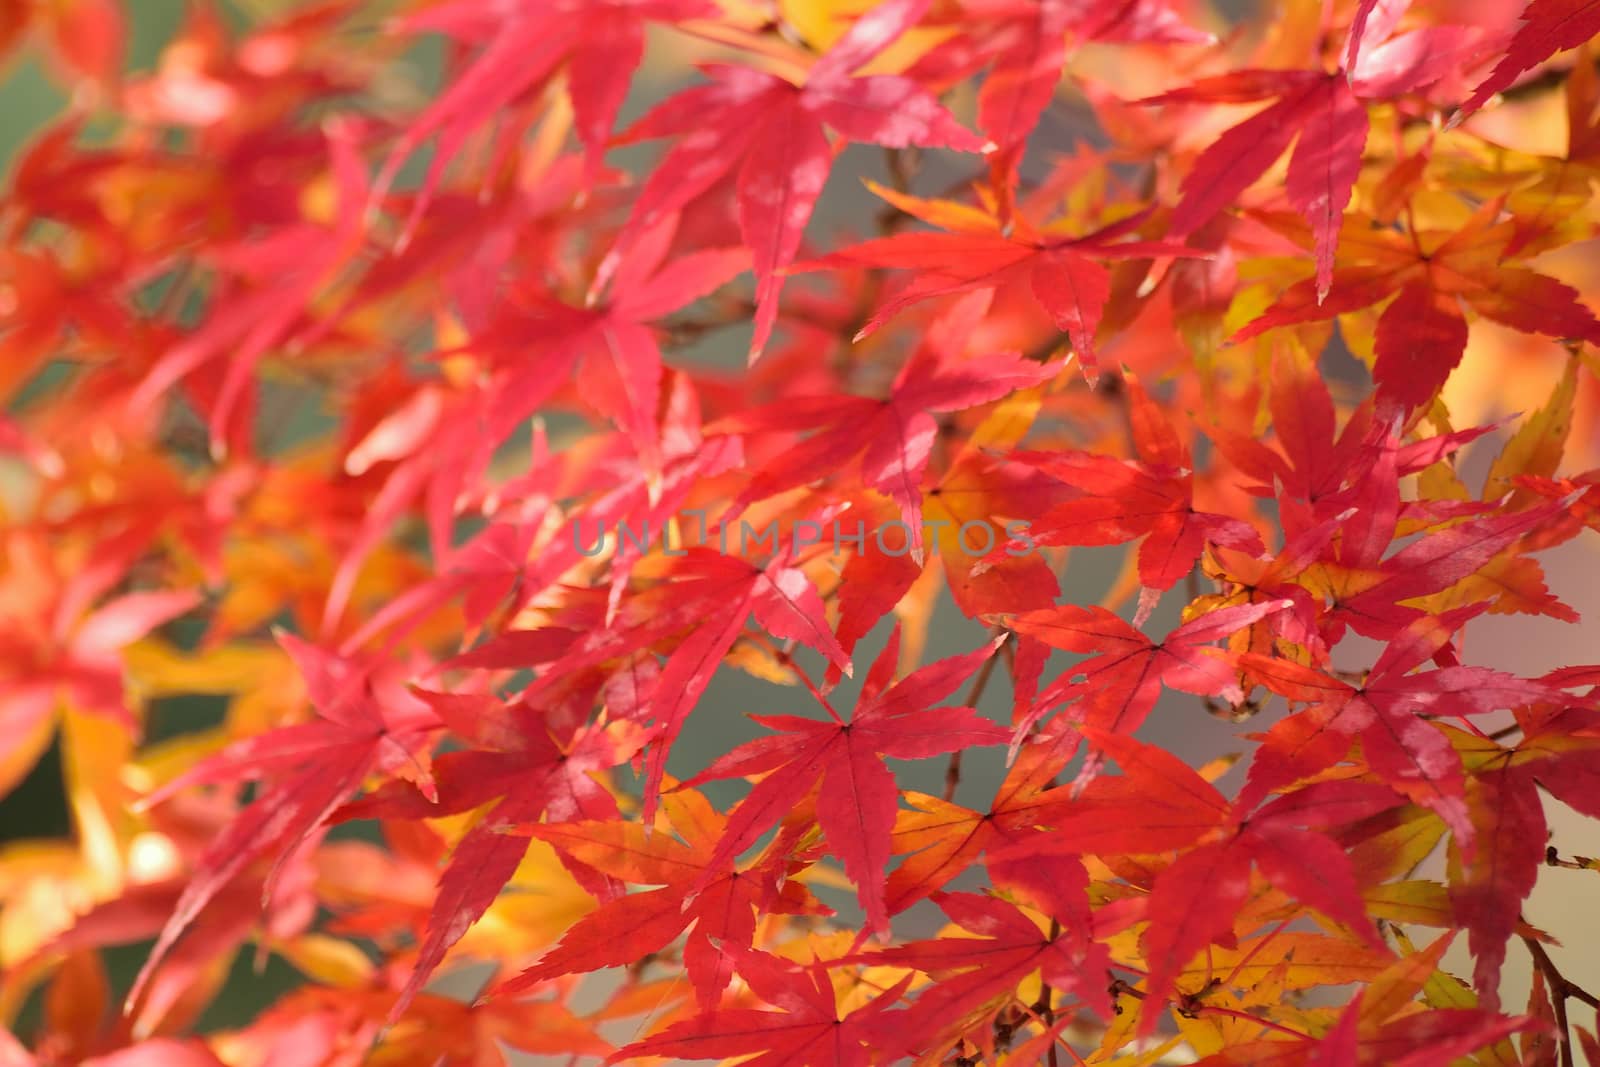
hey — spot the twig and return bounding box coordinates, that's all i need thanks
[151,259,198,322]
[1523,933,1600,1067]
[884,146,920,196]
[1039,918,1061,1067]
[1546,846,1597,871]
[1009,987,1087,1067]
[943,629,1010,802]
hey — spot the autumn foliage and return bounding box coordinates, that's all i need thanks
[9,0,1600,1063]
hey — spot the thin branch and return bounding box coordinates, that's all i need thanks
[884,146,920,196]
[1039,919,1061,1067]
[1545,846,1596,872]
[943,629,1010,802]
[1524,933,1600,1067]
[1525,936,1600,1010]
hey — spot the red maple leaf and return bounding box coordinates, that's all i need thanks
[332,693,645,1021]
[711,338,1059,560]
[129,119,370,453]
[127,633,440,1015]
[1240,610,1567,853]
[609,945,913,1066]
[490,786,822,1008]
[1454,0,1600,124]
[846,890,1112,1059]
[796,185,1194,381]
[1016,729,1389,1032]
[1143,11,1484,297]
[1229,203,1600,412]
[1006,599,1289,740]
[905,0,1210,180]
[482,215,749,470]
[593,0,985,357]
[1257,932,1541,1066]
[679,626,1008,936]
[1446,702,1600,1011]
[885,725,1085,918]
[624,545,853,822]
[375,0,717,234]
[0,566,196,791]
[999,372,1264,592]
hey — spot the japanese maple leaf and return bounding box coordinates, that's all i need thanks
[680,627,1009,936]
[1207,352,1488,555]
[1318,498,1572,642]
[1521,468,1600,542]
[1445,702,1600,1011]
[0,247,127,407]
[797,184,1193,381]
[318,184,709,624]
[1196,997,1537,1065]
[1006,599,1289,740]
[332,697,644,1021]
[1325,1004,1539,1066]
[329,990,613,1066]
[334,519,542,655]
[847,891,1112,1059]
[594,0,985,357]
[999,373,1264,592]
[905,0,1210,174]
[1284,444,1571,641]
[1144,10,1483,298]
[812,460,1062,675]
[333,370,740,637]
[571,544,853,824]
[127,633,440,1015]
[376,0,717,232]
[1263,932,1538,1067]
[1209,354,1376,528]
[35,863,314,1036]
[1230,204,1600,412]
[488,215,749,470]
[1240,610,1565,852]
[1216,363,1504,607]
[1189,514,1349,664]
[1000,729,1389,1033]
[886,725,1086,919]
[710,346,1059,559]
[812,402,1070,664]
[317,383,505,631]
[1454,0,1600,124]
[922,446,1072,618]
[129,119,370,453]
[0,558,196,798]
[609,946,912,1066]
[489,787,818,1008]
[461,535,843,693]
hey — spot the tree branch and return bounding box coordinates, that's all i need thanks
[943,628,1011,802]
[1524,934,1600,1067]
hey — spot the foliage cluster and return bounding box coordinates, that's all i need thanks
[5,0,1600,1064]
